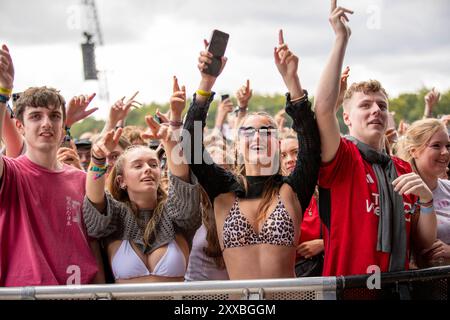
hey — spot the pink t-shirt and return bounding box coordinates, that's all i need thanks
[0,155,98,287]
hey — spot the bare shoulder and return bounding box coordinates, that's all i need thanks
[279,183,301,216]
[214,192,236,215]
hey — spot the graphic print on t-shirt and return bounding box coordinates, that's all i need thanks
[66,196,81,226]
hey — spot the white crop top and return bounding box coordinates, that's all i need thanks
[111,240,186,280]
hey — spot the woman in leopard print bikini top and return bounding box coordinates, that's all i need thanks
[182,37,320,279]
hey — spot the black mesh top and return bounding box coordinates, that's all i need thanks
[181,91,321,214]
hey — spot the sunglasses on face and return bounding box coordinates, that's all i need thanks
[238,126,277,138]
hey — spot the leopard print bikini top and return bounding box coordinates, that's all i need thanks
[222,195,295,249]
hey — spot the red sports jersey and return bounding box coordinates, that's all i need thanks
[319,138,416,276]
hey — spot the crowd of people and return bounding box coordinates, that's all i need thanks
[0,1,449,290]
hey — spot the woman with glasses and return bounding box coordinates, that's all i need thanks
[83,80,202,283]
[397,118,450,267]
[182,30,321,280]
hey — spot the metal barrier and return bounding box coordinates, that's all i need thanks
[0,277,337,300]
[1,266,449,300]
[337,266,450,300]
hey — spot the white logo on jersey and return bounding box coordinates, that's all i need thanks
[366,193,413,221]
[366,174,375,184]
[366,193,380,216]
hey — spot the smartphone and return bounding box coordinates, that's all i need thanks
[221,94,229,101]
[204,30,229,77]
[61,136,72,148]
[153,114,162,124]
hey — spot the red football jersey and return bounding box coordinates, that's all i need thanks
[319,138,416,276]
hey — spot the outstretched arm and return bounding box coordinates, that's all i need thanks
[86,128,123,212]
[2,108,23,157]
[314,0,353,163]
[0,44,15,180]
[182,39,241,202]
[274,30,321,212]
[142,77,190,182]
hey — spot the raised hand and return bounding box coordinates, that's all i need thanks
[440,115,450,128]
[0,44,14,90]
[274,109,286,130]
[336,66,350,111]
[329,0,353,40]
[236,79,253,108]
[424,87,441,117]
[392,172,433,203]
[142,115,172,144]
[274,30,299,81]
[169,76,186,118]
[397,119,409,137]
[198,39,228,81]
[92,128,123,159]
[108,91,141,126]
[215,97,234,129]
[57,146,82,170]
[66,93,98,127]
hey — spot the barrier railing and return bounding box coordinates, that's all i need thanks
[337,266,450,300]
[0,266,449,300]
[0,277,337,300]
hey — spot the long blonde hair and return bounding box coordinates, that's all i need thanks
[396,118,446,172]
[235,112,281,224]
[106,145,168,247]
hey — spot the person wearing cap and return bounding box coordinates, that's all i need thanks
[75,138,92,172]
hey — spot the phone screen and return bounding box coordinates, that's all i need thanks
[221,94,229,101]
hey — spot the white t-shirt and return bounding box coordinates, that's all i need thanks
[433,179,450,244]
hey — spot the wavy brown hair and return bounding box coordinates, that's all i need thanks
[106,145,168,247]
[199,187,226,269]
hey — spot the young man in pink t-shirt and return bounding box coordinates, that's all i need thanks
[0,44,100,286]
[314,1,437,277]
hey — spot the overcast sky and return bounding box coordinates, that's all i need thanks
[1,0,449,119]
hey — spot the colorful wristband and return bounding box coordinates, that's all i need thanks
[0,94,10,104]
[89,164,108,180]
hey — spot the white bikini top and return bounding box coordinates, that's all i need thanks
[111,240,186,280]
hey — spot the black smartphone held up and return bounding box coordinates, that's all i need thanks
[153,114,162,124]
[221,94,229,101]
[61,135,72,148]
[205,30,229,77]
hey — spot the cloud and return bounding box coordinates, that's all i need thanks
[1,0,449,120]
